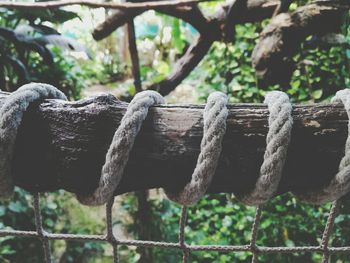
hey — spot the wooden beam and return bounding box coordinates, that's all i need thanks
[0,92,346,199]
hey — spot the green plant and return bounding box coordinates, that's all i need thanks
[0,189,105,262]
[0,6,89,99]
[189,21,350,103]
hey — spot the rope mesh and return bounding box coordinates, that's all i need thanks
[0,193,348,262]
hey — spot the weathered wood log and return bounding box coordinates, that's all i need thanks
[0,92,348,199]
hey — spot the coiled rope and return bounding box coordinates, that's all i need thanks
[1,82,350,206]
[77,90,165,206]
[237,91,293,205]
[298,89,350,204]
[164,92,228,206]
[0,83,67,199]
[78,91,228,206]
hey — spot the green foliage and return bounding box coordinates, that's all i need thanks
[189,21,350,103]
[32,47,85,100]
[120,194,350,263]
[0,189,105,262]
[0,7,87,99]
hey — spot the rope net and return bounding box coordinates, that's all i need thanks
[0,192,347,262]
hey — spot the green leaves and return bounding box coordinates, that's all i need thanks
[311,89,323,100]
[13,8,80,25]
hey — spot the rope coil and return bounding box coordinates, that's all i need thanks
[0,83,67,199]
[0,83,349,207]
[237,91,293,205]
[298,89,350,204]
[164,91,228,206]
[77,90,165,206]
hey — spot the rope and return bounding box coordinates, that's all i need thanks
[0,85,348,262]
[298,89,350,204]
[0,83,67,199]
[77,90,165,205]
[165,91,228,205]
[1,83,350,207]
[236,91,293,205]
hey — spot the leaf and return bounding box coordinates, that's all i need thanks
[14,24,36,36]
[15,24,60,36]
[312,89,323,100]
[35,35,92,58]
[8,201,24,213]
[2,54,31,86]
[0,26,54,65]
[14,8,80,24]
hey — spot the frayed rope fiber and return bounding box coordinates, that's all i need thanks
[1,83,350,206]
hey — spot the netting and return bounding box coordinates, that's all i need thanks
[0,192,347,262]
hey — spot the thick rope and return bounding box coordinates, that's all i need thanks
[0,83,67,199]
[298,89,350,204]
[236,91,293,205]
[77,90,165,206]
[2,83,350,206]
[164,92,228,206]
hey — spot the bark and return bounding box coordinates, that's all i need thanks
[0,92,346,200]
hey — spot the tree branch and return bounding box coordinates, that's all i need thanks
[0,0,207,10]
[252,0,350,87]
[92,9,143,41]
[127,20,142,93]
[92,4,210,41]
[148,35,215,95]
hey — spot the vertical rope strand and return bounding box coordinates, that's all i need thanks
[106,198,119,263]
[33,193,51,263]
[250,205,263,263]
[179,206,189,262]
[320,200,340,263]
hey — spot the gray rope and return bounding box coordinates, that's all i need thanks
[164,91,228,205]
[77,90,165,206]
[0,83,67,199]
[237,91,293,205]
[298,89,350,204]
